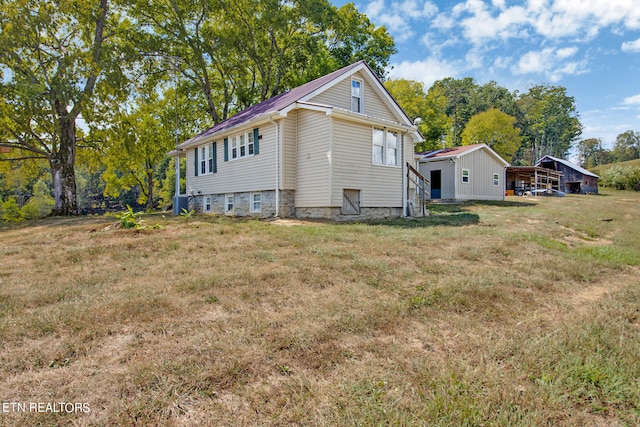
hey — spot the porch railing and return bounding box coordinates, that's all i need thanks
[407,163,429,217]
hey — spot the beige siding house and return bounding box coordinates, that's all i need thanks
[171,61,423,219]
[418,144,509,201]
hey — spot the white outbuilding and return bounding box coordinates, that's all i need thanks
[418,143,509,201]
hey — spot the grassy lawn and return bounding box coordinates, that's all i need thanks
[1,191,639,426]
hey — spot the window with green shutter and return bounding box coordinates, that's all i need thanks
[195,144,216,175]
[194,147,198,176]
[226,128,260,160]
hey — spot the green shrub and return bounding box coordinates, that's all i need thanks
[21,195,54,220]
[599,166,640,191]
[1,197,24,222]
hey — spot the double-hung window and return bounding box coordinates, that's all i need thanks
[231,136,238,159]
[195,143,216,176]
[200,146,207,175]
[372,128,399,167]
[351,78,363,113]
[493,173,500,186]
[227,129,259,161]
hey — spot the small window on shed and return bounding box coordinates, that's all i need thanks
[493,173,500,186]
[462,169,470,183]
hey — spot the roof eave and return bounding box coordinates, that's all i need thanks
[177,112,284,150]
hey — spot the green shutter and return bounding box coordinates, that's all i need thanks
[212,142,217,173]
[224,138,229,161]
[253,128,259,155]
[194,147,198,176]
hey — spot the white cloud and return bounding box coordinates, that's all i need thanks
[389,58,458,87]
[514,47,588,81]
[556,47,579,59]
[363,0,439,42]
[622,94,640,105]
[491,0,506,9]
[491,56,512,71]
[622,38,640,53]
[516,48,553,75]
[464,47,486,70]
[424,0,640,47]
[419,31,458,55]
[431,12,455,30]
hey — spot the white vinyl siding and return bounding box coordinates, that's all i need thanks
[308,71,398,123]
[332,118,404,207]
[281,113,298,190]
[185,124,276,196]
[296,110,332,207]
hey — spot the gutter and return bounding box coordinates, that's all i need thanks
[178,112,279,151]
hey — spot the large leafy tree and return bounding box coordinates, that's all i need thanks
[516,84,582,163]
[611,130,640,163]
[328,3,396,80]
[129,0,395,125]
[431,77,477,147]
[98,94,174,210]
[384,78,450,152]
[461,108,522,163]
[0,0,122,215]
[413,78,519,151]
[576,137,610,169]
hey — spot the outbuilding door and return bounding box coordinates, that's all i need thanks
[431,170,442,199]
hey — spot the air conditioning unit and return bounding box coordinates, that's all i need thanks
[172,196,189,215]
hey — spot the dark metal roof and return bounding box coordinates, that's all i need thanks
[183,61,368,145]
[536,155,599,178]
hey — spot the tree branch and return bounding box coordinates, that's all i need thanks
[70,0,108,119]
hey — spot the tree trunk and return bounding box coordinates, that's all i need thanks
[147,163,154,211]
[50,118,78,215]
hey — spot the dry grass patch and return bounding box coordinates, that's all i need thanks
[1,191,639,426]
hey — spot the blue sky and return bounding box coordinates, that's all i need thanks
[334,0,640,150]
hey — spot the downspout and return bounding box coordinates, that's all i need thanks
[402,133,407,217]
[452,158,457,200]
[269,116,280,217]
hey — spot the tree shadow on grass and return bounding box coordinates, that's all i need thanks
[363,199,539,228]
[365,213,480,228]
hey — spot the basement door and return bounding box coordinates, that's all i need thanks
[342,189,361,215]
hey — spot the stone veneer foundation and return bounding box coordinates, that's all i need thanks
[190,191,415,220]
